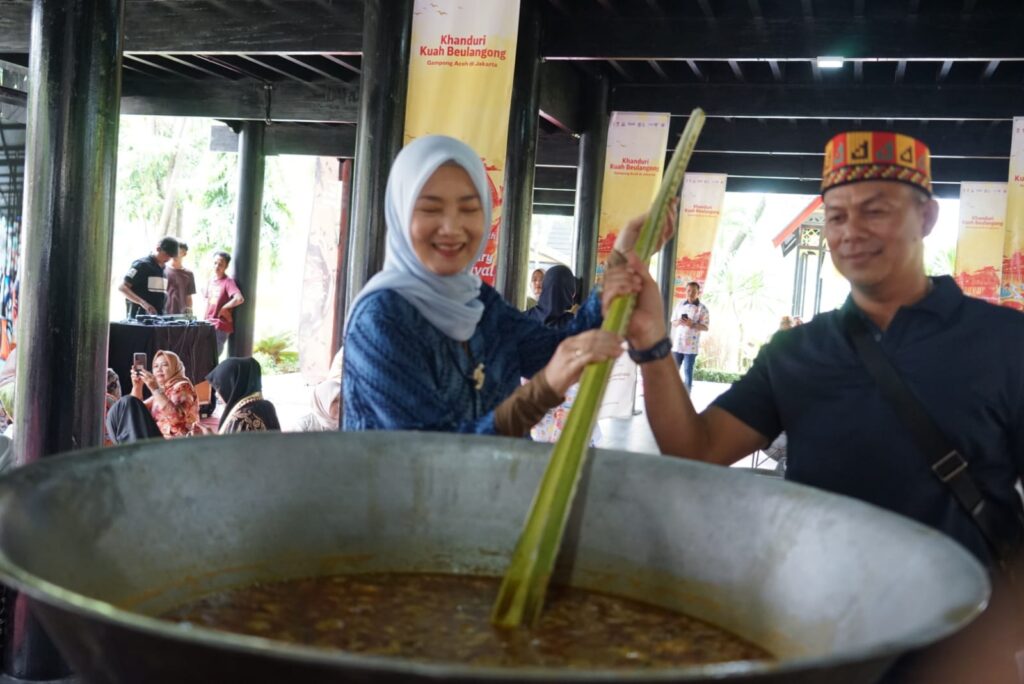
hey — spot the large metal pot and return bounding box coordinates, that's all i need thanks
[0,432,988,683]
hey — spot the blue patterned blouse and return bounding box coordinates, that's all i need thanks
[343,284,603,434]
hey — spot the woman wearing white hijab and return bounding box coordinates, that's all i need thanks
[297,378,342,432]
[342,135,660,436]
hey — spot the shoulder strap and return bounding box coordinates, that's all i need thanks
[843,311,1024,563]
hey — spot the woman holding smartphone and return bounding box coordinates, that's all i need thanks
[107,350,199,443]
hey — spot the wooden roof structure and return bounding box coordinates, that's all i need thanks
[1,0,1022,214]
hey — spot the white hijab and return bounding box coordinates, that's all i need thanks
[348,135,491,342]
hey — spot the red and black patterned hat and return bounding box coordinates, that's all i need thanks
[821,132,931,196]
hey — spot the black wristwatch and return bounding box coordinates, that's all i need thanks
[627,337,672,364]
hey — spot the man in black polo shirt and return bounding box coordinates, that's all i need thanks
[621,132,1023,681]
[118,236,179,318]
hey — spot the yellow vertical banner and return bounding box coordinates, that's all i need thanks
[404,0,521,286]
[1001,117,1024,310]
[955,182,1006,304]
[594,112,669,421]
[673,173,726,305]
[595,112,671,280]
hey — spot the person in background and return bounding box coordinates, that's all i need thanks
[342,135,667,437]
[296,378,341,432]
[119,236,178,318]
[525,267,544,309]
[103,368,121,446]
[0,354,15,437]
[107,350,199,443]
[669,281,710,392]
[206,357,281,433]
[525,265,601,445]
[164,241,196,315]
[327,346,343,382]
[204,251,245,358]
[525,265,577,330]
[630,131,1024,682]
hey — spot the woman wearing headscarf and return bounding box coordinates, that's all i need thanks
[134,350,199,438]
[103,368,121,446]
[296,378,341,432]
[524,266,601,444]
[343,135,668,436]
[525,268,544,309]
[206,357,281,433]
[107,351,198,443]
[525,264,577,330]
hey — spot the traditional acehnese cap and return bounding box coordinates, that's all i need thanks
[821,131,931,196]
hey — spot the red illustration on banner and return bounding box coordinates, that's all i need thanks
[596,231,618,261]
[1001,251,1024,311]
[956,266,1001,304]
[471,160,503,285]
[673,252,712,300]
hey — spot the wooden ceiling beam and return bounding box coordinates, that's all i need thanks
[726,176,962,198]
[123,77,359,122]
[0,0,363,53]
[538,61,586,134]
[210,122,356,156]
[534,165,578,190]
[543,14,1024,60]
[674,117,1013,158]
[685,151,1008,184]
[611,83,1024,120]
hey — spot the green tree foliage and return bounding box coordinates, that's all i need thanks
[926,242,957,277]
[114,116,292,286]
[701,195,787,373]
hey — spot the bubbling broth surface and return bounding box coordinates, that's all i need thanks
[162,573,772,669]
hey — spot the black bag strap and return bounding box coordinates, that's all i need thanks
[843,311,1024,564]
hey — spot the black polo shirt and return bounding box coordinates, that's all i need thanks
[714,276,1024,565]
[123,255,167,317]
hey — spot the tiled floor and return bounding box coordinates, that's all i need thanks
[596,379,730,456]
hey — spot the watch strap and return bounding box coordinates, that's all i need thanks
[628,336,672,364]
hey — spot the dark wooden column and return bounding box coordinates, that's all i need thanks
[332,158,353,353]
[573,75,609,300]
[228,121,265,358]
[496,0,541,306]
[659,223,680,326]
[7,0,124,679]
[343,0,413,317]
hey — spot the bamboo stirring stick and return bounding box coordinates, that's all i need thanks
[491,108,706,629]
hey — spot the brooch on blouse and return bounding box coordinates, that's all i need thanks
[472,363,486,391]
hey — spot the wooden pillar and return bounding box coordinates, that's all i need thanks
[573,75,609,299]
[7,0,124,679]
[343,0,413,317]
[332,158,353,353]
[496,0,541,305]
[660,220,680,327]
[228,121,265,358]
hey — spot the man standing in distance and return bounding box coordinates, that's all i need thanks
[119,236,179,318]
[164,241,196,315]
[669,280,709,392]
[205,251,245,358]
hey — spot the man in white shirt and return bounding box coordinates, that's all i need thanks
[669,281,710,392]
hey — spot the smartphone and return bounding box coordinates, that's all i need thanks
[133,352,147,371]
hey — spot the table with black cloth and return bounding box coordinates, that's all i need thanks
[108,321,218,397]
